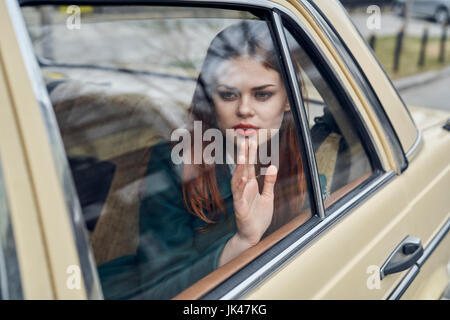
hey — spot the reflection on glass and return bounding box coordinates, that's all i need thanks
[284,26,373,206]
[0,159,24,300]
[22,6,312,299]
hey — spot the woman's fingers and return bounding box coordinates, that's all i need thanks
[248,137,257,180]
[237,138,248,181]
[236,176,248,200]
[243,139,249,179]
[231,138,247,196]
[237,137,246,166]
[232,167,248,200]
[231,163,243,189]
[232,137,259,199]
[261,165,278,199]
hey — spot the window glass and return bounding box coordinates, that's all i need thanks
[22,6,313,299]
[284,26,374,206]
[0,158,24,300]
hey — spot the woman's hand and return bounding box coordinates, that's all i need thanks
[232,138,278,246]
[218,138,278,267]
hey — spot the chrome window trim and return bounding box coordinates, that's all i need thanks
[387,219,450,300]
[272,10,325,219]
[0,158,24,300]
[387,265,420,300]
[405,130,423,162]
[214,171,395,300]
[16,0,393,300]
[7,0,103,299]
[329,0,417,130]
[304,0,409,173]
[277,7,385,209]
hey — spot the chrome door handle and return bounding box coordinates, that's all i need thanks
[380,235,423,280]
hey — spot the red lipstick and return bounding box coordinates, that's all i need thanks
[233,123,258,129]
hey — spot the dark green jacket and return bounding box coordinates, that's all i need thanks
[98,142,237,300]
[98,135,331,300]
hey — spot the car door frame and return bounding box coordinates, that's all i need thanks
[1,0,102,299]
[13,0,399,300]
[311,0,449,300]
[0,6,54,298]
[187,0,446,300]
[197,0,403,299]
[11,0,446,300]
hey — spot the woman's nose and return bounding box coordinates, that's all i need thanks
[236,96,255,117]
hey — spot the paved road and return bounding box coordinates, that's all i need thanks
[398,74,450,111]
[350,12,446,38]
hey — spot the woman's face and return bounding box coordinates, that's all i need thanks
[212,56,289,146]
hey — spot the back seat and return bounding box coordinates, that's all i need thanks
[46,78,161,264]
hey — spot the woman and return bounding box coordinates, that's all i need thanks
[98,20,310,300]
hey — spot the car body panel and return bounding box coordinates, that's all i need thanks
[0,0,448,300]
[0,0,86,299]
[408,105,450,131]
[245,100,450,299]
[0,43,53,299]
[401,230,450,299]
[244,0,449,300]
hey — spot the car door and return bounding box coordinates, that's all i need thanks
[16,0,328,300]
[241,0,449,300]
[6,0,449,300]
[318,0,449,299]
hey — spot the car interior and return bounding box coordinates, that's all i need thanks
[31,9,373,296]
[43,63,371,268]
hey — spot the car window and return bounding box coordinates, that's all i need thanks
[22,5,315,300]
[283,25,374,207]
[0,158,24,300]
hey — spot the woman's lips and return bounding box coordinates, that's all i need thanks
[233,124,259,137]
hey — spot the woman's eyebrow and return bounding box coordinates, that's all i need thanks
[252,84,276,90]
[216,84,239,91]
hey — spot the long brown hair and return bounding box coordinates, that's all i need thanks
[182,21,307,235]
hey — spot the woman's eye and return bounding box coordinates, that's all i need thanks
[218,91,238,101]
[255,91,273,100]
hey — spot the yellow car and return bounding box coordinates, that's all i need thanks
[0,0,449,300]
